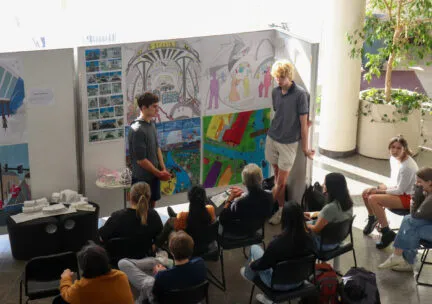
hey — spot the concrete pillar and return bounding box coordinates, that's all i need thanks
[318,0,366,157]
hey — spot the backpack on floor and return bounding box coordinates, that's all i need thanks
[301,182,326,212]
[314,263,341,304]
[341,267,381,304]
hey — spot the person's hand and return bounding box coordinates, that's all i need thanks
[307,120,313,128]
[228,186,243,201]
[158,170,172,181]
[304,212,311,221]
[304,149,315,160]
[153,264,166,275]
[61,269,74,280]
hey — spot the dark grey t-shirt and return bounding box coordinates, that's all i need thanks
[267,82,309,144]
[128,119,160,182]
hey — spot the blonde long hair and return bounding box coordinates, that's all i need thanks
[130,182,151,225]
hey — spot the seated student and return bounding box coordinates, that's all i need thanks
[59,244,134,304]
[98,182,163,244]
[306,172,354,251]
[240,201,316,304]
[362,136,418,249]
[118,231,207,304]
[219,163,273,236]
[156,185,216,249]
[379,167,432,271]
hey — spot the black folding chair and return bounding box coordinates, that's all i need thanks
[216,219,266,291]
[416,239,432,287]
[317,216,357,273]
[155,280,209,304]
[249,255,318,304]
[105,235,153,268]
[189,220,225,291]
[19,251,80,304]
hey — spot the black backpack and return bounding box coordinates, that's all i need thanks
[301,182,326,212]
[341,267,381,304]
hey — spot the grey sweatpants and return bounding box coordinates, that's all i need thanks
[118,257,159,304]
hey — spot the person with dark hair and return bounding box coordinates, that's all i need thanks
[128,92,171,208]
[306,173,354,249]
[59,244,133,303]
[98,182,163,244]
[219,164,274,236]
[156,185,215,248]
[379,167,432,272]
[119,231,207,303]
[240,201,316,304]
[362,136,418,249]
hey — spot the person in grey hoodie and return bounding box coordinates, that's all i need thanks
[378,167,432,272]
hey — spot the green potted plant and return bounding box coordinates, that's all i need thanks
[347,0,432,159]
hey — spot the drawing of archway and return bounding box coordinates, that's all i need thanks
[126,40,201,123]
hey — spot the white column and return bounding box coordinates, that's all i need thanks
[318,0,366,157]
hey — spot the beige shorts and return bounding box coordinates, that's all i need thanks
[265,136,298,171]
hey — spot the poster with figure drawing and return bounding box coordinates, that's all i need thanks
[0,58,31,208]
[200,31,276,116]
[202,108,271,188]
[124,40,202,124]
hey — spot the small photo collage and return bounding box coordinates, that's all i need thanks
[85,47,125,143]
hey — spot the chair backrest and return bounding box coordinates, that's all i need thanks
[155,280,209,304]
[58,204,99,252]
[271,255,316,287]
[320,216,355,247]
[25,251,80,293]
[221,218,265,239]
[105,235,153,266]
[7,215,62,260]
[188,220,219,256]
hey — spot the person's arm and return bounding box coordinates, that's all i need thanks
[250,238,278,271]
[300,114,314,160]
[307,216,329,234]
[385,165,415,195]
[206,205,216,222]
[60,269,80,303]
[157,148,166,172]
[98,212,120,242]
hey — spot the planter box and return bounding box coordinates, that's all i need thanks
[357,99,421,159]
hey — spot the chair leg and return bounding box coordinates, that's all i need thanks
[352,248,358,268]
[249,284,255,304]
[220,250,226,290]
[19,280,22,304]
[416,249,432,287]
[243,247,249,259]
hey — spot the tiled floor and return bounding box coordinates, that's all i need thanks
[1,150,432,303]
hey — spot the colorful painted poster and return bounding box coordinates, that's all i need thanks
[203,108,271,187]
[85,47,125,142]
[156,117,201,195]
[0,58,31,209]
[200,31,275,116]
[124,39,202,124]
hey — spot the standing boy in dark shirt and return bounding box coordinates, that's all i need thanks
[266,60,314,225]
[128,92,171,207]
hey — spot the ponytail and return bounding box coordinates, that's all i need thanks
[130,182,151,225]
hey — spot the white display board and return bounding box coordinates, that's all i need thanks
[78,30,319,215]
[0,48,79,200]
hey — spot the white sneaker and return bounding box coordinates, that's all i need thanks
[378,254,404,269]
[256,293,274,304]
[392,260,413,272]
[269,207,282,225]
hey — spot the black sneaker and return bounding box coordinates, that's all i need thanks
[167,206,177,218]
[376,230,396,249]
[363,216,378,235]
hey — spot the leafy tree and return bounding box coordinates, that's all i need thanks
[348,0,432,102]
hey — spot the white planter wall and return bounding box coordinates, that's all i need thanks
[357,99,422,159]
